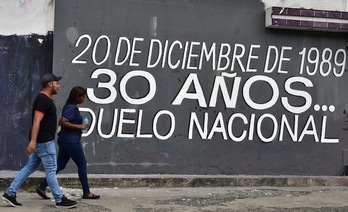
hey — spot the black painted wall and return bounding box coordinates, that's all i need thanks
[52,0,348,175]
[0,33,53,170]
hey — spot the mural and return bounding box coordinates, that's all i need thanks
[53,0,348,175]
[0,33,53,170]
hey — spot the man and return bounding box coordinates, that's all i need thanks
[1,73,77,208]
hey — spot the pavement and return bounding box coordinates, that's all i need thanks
[1,171,348,211]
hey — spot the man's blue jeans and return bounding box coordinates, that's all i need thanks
[5,140,63,203]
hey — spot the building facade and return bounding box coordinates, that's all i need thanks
[1,0,348,175]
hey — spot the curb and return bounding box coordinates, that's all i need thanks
[1,175,348,191]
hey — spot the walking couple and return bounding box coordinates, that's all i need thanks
[2,73,99,209]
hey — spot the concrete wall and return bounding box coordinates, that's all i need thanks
[262,0,347,11]
[0,0,54,36]
[0,0,54,170]
[1,0,348,176]
[1,0,346,35]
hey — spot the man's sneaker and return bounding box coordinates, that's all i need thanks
[2,193,22,207]
[55,195,77,208]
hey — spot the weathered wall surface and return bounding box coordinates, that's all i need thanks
[0,33,53,169]
[1,0,348,176]
[0,0,54,36]
[0,0,54,170]
[262,0,346,11]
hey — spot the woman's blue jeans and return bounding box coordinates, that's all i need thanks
[6,141,63,203]
[39,142,90,195]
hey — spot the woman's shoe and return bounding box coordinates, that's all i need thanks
[82,193,100,199]
[36,188,50,200]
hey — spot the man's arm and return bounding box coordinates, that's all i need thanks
[26,111,44,155]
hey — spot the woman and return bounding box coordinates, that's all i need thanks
[36,86,100,200]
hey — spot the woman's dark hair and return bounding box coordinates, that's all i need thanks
[65,86,87,105]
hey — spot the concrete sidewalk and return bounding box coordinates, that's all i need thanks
[2,186,348,211]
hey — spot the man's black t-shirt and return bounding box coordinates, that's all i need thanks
[30,92,57,143]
